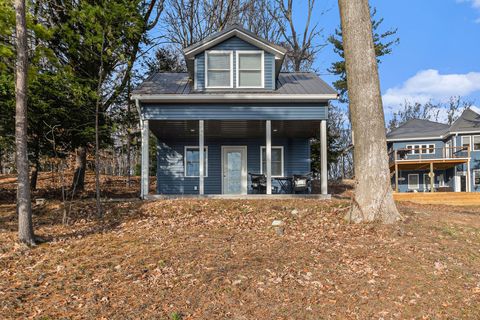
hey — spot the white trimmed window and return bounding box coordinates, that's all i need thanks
[260,146,284,177]
[408,174,419,190]
[473,136,480,151]
[462,136,471,150]
[474,170,480,186]
[236,51,264,88]
[406,144,435,154]
[205,51,233,88]
[184,146,208,177]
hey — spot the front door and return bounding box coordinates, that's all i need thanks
[222,146,247,194]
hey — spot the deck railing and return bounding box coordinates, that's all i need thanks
[388,146,470,164]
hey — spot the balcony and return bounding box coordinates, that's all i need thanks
[388,146,470,171]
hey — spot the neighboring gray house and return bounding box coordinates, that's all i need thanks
[387,107,480,193]
[131,25,337,198]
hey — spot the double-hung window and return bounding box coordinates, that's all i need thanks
[462,136,471,150]
[236,51,264,88]
[473,136,480,151]
[205,51,233,88]
[474,170,480,186]
[184,146,208,177]
[260,146,284,177]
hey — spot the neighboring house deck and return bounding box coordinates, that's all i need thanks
[131,25,338,198]
[387,109,480,193]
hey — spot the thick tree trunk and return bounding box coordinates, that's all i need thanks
[338,0,401,223]
[15,0,35,245]
[72,146,87,191]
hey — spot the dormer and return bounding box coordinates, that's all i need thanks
[183,25,287,92]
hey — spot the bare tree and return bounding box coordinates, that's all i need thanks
[241,0,283,43]
[338,0,401,223]
[14,0,36,245]
[272,0,325,71]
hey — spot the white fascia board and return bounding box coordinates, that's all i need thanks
[448,130,480,135]
[132,93,338,103]
[184,29,286,59]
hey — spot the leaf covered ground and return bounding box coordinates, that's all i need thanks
[1,175,480,319]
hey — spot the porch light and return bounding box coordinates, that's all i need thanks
[190,128,195,132]
[273,128,278,132]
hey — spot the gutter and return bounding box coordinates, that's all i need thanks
[131,93,339,103]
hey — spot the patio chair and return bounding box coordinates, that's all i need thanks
[249,173,266,194]
[292,173,312,194]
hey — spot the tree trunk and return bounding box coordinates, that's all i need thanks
[72,146,87,191]
[337,0,401,223]
[14,0,35,245]
[30,158,39,191]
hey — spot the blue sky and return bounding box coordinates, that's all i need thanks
[301,0,480,117]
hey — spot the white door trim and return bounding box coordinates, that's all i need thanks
[221,146,248,195]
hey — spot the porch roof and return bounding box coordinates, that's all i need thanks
[149,120,321,140]
[131,72,337,102]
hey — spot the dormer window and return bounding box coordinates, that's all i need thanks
[205,51,233,88]
[236,51,264,88]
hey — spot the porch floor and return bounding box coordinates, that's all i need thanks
[145,194,331,200]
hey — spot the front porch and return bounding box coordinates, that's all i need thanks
[140,119,328,198]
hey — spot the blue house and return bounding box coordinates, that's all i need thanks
[387,107,480,193]
[131,26,338,198]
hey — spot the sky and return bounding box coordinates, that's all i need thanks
[299,0,480,119]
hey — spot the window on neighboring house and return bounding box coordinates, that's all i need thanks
[473,136,480,151]
[205,51,232,88]
[184,147,208,177]
[462,136,471,150]
[260,146,284,177]
[406,144,435,154]
[408,174,419,190]
[237,51,263,88]
[474,170,480,186]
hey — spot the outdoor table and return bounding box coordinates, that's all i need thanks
[274,177,293,194]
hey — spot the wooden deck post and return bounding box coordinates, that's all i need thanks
[199,120,204,195]
[266,120,272,195]
[429,162,434,193]
[394,152,399,193]
[467,158,471,192]
[140,119,149,199]
[320,120,328,195]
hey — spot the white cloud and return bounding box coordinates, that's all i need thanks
[457,0,480,22]
[382,69,480,107]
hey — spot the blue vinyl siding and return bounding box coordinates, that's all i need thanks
[195,36,275,91]
[453,134,480,191]
[142,103,328,120]
[157,137,310,194]
[391,140,445,159]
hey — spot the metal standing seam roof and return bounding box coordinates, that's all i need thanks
[131,72,337,96]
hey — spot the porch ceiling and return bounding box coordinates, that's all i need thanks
[149,120,321,139]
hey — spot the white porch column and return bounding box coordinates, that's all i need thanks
[467,159,471,192]
[140,118,149,199]
[199,120,205,195]
[266,120,272,195]
[320,120,328,195]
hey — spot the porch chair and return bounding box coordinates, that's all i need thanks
[249,173,266,194]
[292,173,312,194]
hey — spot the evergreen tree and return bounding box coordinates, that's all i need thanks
[328,7,399,103]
